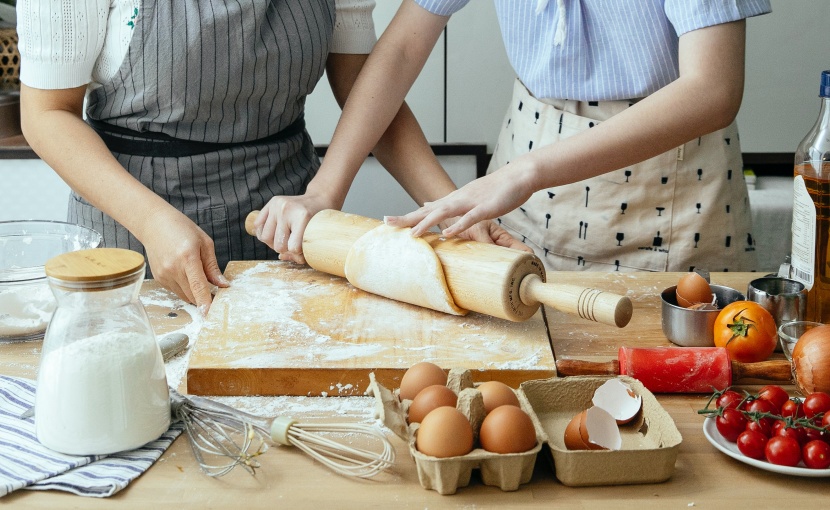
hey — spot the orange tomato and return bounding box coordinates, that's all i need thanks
[714,301,778,363]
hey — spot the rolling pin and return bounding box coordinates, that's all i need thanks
[245,209,633,327]
[555,346,793,393]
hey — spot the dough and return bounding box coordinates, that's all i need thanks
[344,224,467,315]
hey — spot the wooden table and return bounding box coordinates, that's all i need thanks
[3,272,827,508]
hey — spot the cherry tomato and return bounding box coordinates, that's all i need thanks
[804,426,828,444]
[737,430,768,460]
[781,399,805,419]
[745,417,773,438]
[746,397,780,417]
[803,392,830,419]
[823,413,830,429]
[773,420,807,446]
[757,385,790,411]
[716,390,745,410]
[803,440,830,469]
[765,436,802,466]
[713,301,778,363]
[716,408,748,442]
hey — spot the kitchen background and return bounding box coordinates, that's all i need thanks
[1,0,827,272]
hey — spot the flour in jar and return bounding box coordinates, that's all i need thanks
[35,331,170,455]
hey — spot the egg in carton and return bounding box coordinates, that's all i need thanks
[367,369,545,495]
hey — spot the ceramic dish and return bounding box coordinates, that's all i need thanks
[703,417,830,477]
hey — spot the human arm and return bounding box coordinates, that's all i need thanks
[19,85,228,311]
[254,0,527,262]
[386,19,748,237]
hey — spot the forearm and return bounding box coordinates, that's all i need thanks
[20,86,175,243]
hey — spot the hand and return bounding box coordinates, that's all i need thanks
[141,209,229,314]
[450,219,533,253]
[254,191,339,265]
[386,164,536,240]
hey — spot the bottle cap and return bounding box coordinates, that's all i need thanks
[821,70,830,98]
[45,248,145,290]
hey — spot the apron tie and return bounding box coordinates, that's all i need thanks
[536,0,567,47]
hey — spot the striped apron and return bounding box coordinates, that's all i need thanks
[69,0,335,274]
[494,79,758,273]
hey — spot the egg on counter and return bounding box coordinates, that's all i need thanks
[407,385,458,423]
[479,405,537,454]
[415,406,474,458]
[675,272,713,308]
[399,362,447,401]
[476,381,520,414]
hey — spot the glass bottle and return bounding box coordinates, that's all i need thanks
[35,248,170,455]
[792,70,830,322]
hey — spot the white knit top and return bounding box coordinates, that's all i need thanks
[17,0,377,90]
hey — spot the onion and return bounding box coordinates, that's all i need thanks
[792,324,830,394]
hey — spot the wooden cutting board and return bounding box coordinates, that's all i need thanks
[186,261,556,396]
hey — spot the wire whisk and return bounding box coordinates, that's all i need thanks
[169,389,395,478]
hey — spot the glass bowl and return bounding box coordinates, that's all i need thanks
[0,220,102,342]
[777,320,825,361]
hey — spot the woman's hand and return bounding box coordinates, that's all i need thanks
[453,220,533,253]
[254,190,340,265]
[141,209,229,314]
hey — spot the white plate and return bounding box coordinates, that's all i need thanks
[703,417,830,477]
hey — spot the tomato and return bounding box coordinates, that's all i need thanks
[757,385,790,411]
[765,436,802,466]
[781,399,805,419]
[803,392,830,419]
[737,430,768,460]
[716,390,745,410]
[773,420,807,446]
[713,301,778,363]
[823,413,830,429]
[746,397,780,417]
[803,440,830,469]
[716,408,748,442]
[745,418,772,438]
[804,426,828,444]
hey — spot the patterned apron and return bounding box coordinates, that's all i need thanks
[69,0,335,273]
[494,79,758,273]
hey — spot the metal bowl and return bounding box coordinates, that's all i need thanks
[0,220,102,342]
[661,285,745,347]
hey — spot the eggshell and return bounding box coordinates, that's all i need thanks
[415,406,474,458]
[563,411,591,450]
[591,379,642,425]
[479,405,537,454]
[675,272,712,308]
[476,381,521,414]
[400,362,448,401]
[579,406,622,451]
[408,385,458,424]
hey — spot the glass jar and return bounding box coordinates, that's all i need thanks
[35,248,170,455]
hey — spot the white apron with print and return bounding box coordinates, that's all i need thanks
[493,79,758,273]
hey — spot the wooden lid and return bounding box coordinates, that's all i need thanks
[45,248,145,282]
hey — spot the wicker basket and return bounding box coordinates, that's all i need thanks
[0,28,20,91]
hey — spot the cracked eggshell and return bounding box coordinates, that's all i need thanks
[591,378,643,425]
[676,272,712,308]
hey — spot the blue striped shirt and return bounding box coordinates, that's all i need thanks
[415,0,772,101]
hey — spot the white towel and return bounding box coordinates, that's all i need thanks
[0,375,182,498]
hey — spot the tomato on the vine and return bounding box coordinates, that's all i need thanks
[765,436,802,466]
[773,420,807,446]
[803,392,830,419]
[713,301,777,363]
[746,397,780,417]
[737,430,768,460]
[803,440,830,469]
[716,390,745,410]
[745,418,772,438]
[781,399,804,419]
[823,413,830,429]
[757,385,790,411]
[716,408,748,442]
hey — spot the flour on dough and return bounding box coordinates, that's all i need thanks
[344,224,467,315]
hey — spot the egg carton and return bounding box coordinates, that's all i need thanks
[368,369,542,495]
[368,371,682,494]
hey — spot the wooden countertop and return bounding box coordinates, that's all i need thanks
[3,272,827,508]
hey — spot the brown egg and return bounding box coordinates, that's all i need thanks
[415,407,474,458]
[479,405,537,454]
[476,381,520,414]
[399,362,447,401]
[676,272,712,308]
[407,385,458,424]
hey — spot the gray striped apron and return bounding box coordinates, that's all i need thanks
[69,0,335,274]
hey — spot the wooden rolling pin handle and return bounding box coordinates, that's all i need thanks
[519,274,633,328]
[730,360,793,384]
[555,359,621,377]
[245,210,260,236]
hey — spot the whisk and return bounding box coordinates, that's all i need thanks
[169,389,395,478]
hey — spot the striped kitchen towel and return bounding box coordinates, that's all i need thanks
[0,375,182,498]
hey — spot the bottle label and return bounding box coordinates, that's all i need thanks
[791,175,816,290]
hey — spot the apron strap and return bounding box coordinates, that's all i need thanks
[87,115,306,158]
